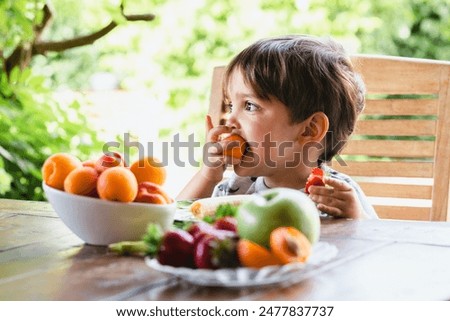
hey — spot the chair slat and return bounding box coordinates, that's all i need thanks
[352,55,445,94]
[331,161,434,178]
[364,99,438,116]
[354,119,436,136]
[431,65,450,221]
[358,182,432,199]
[342,140,435,158]
[374,205,430,221]
[208,67,226,126]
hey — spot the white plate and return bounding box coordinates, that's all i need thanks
[145,242,338,288]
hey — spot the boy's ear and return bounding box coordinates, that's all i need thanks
[299,112,329,142]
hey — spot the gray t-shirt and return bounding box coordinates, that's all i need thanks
[212,166,378,219]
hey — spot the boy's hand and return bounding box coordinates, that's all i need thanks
[200,115,240,182]
[308,177,367,219]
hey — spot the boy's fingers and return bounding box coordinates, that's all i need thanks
[323,177,352,191]
[309,193,345,209]
[205,114,214,132]
[308,185,334,196]
[207,125,233,142]
[316,203,345,218]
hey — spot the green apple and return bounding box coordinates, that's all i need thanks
[236,188,320,248]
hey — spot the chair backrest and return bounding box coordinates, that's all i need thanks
[208,55,450,221]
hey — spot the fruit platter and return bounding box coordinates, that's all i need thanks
[109,187,338,287]
[145,242,337,287]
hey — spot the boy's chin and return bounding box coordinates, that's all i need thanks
[232,162,258,177]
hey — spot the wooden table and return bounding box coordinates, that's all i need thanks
[1,198,450,301]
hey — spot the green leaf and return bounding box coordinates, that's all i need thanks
[203,204,239,224]
[141,223,164,257]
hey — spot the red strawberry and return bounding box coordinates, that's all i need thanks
[213,217,238,232]
[187,222,215,240]
[188,222,236,245]
[157,229,195,267]
[194,234,217,269]
[194,234,239,269]
[305,167,325,194]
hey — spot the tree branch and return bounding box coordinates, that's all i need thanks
[4,3,156,76]
[34,3,53,41]
[33,21,117,54]
[33,12,155,55]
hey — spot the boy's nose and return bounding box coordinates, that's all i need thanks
[224,113,240,129]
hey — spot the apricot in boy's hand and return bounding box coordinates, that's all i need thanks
[221,134,247,159]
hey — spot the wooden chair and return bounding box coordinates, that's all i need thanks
[208,55,450,221]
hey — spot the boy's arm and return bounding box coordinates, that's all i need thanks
[176,167,224,200]
[177,115,232,200]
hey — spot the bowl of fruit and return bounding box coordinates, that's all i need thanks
[42,152,176,246]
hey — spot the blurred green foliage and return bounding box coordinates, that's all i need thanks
[0,0,101,200]
[1,0,449,200]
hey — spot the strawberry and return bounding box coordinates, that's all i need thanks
[194,234,239,269]
[305,167,325,194]
[188,222,236,245]
[157,229,195,267]
[213,216,238,232]
[187,222,215,240]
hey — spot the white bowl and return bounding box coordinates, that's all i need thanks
[43,183,176,246]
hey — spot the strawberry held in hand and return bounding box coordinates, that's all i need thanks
[305,167,325,194]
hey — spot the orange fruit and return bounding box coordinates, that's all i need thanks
[64,166,99,197]
[134,181,173,204]
[135,191,167,204]
[97,167,138,202]
[82,159,96,169]
[129,157,166,185]
[94,152,125,173]
[270,227,312,264]
[237,239,282,268]
[42,153,82,190]
[221,134,247,159]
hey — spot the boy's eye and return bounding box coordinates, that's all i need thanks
[245,101,259,111]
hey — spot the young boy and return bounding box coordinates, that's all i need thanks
[178,35,377,219]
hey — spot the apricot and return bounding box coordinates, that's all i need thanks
[270,227,311,264]
[97,167,138,202]
[237,239,282,268]
[82,159,96,169]
[134,181,173,204]
[130,157,166,185]
[95,152,125,173]
[135,192,167,205]
[64,166,99,197]
[221,134,247,159]
[42,153,82,190]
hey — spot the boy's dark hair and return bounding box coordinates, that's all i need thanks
[222,35,365,162]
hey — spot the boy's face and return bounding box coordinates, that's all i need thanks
[225,69,312,178]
